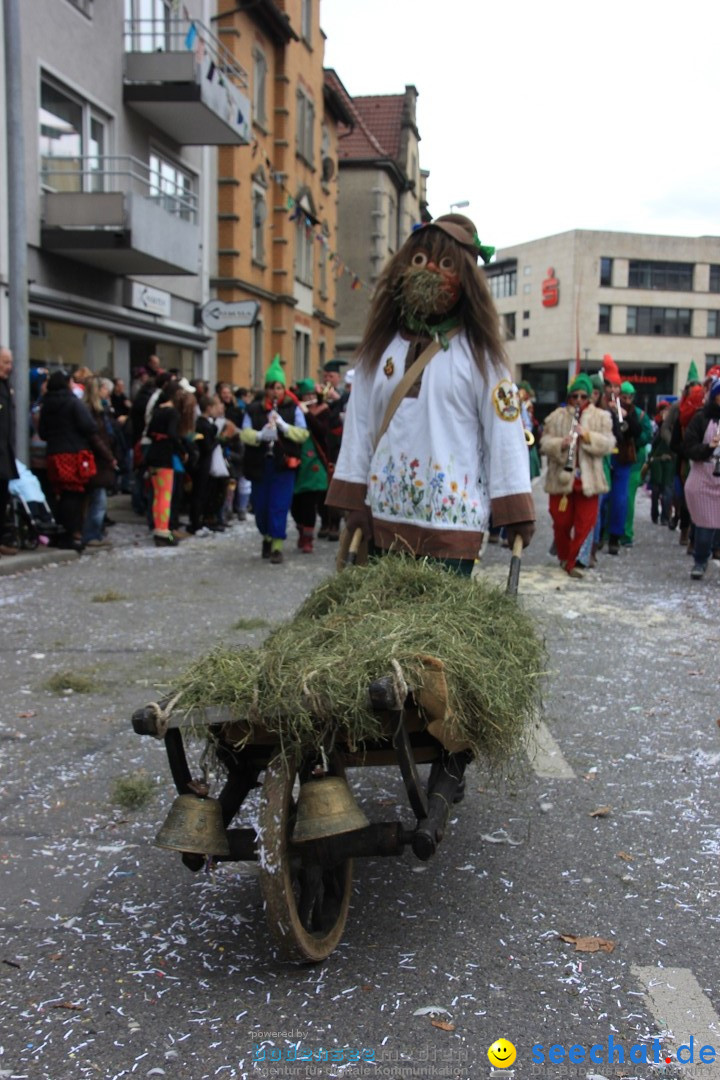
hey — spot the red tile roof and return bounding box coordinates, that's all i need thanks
[324,71,407,163]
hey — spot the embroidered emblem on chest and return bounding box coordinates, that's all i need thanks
[383,357,395,378]
[492,379,521,422]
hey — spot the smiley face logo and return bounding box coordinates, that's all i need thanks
[487,1039,516,1068]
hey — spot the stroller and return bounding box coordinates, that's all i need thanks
[8,460,61,550]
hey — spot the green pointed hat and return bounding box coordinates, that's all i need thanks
[687,359,699,383]
[265,354,286,387]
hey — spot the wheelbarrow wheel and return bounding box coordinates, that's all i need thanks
[257,754,353,963]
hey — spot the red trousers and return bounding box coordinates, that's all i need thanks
[549,480,598,572]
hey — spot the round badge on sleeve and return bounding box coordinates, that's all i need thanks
[492,379,521,421]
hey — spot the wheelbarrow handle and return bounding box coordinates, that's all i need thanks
[346,527,364,565]
[506,533,524,596]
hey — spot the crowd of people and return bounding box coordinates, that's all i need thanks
[536,356,720,581]
[1,210,718,584]
[0,346,351,566]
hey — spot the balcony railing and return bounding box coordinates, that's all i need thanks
[123,16,248,90]
[41,155,198,224]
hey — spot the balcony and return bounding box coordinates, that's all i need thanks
[40,156,200,276]
[123,18,251,146]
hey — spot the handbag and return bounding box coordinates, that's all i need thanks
[77,449,97,481]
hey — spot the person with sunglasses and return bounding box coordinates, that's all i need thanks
[540,373,616,578]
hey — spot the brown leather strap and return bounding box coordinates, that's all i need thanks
[373,329,459,452]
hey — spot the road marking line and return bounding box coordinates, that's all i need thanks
[633,966,720,1078]
[526,720,575,778]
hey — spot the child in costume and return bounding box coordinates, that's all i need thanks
[325,213,535,574]
[240,356,308,564]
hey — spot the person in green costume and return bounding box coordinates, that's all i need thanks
[620,381,653,545]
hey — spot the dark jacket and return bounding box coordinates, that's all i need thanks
[243,397,300,481]
[87,406,118,489]
[145,405,181,469]
[0,376,18,480]
[38,389,97,455]
[683,400,720,461]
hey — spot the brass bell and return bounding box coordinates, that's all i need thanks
[292,777,369,843]
[154,794,230,857]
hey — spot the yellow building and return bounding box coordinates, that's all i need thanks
[213,0,351,389]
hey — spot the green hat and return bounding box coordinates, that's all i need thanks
[687,359,699,383]
[296,378,316,396]
[323,359,347,373]
[620,380,635,395]
[590,374,604,392]
[265,354,285,387]
[568,373,593,396]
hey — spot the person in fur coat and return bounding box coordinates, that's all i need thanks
[540,373,616,578]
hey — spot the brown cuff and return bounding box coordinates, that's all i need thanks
[490,492,536,527]
[325,478,368,511]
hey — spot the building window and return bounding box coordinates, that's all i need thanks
[626,306,692,336]
[627,260,694,291]
[598,304,611,333]
[710,266,720,293]
[523,310,530,319]
[251,319,264,388]
[295,198,315,287]
[149,150,196,220]
[296,89,315,165]
[252,190,266,264]
[301,0,311,42]
[294,328,311,381]
[252,48,267,128]
[486,268,517,300]
[523,283,531,295]
[706,354,720,369]
[524,266,532,275]
[522,328,530,338]
[319,222,329,297]
[503,313,516,340]
[600,257,613,287]
[124,0,173,51]
[708,311,720,337]
[40,76,108,193]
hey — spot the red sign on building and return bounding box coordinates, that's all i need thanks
[542,267,559,308]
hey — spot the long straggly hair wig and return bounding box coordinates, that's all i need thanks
[355,221,509,378]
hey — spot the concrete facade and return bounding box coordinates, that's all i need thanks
[488,229,720,415]
[213,0,350,389]
[0,0,240,386]
[329,80,426,362]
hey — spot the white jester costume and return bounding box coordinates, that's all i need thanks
[327,333,533,560]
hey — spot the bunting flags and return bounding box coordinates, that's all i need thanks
[251,142,369,291]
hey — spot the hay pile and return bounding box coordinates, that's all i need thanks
[173,557,545,763]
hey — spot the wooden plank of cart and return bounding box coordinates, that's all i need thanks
[131,535,525,964]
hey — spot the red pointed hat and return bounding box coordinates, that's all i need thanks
[602,353,621,385]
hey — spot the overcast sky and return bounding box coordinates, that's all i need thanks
[320,0,720,252]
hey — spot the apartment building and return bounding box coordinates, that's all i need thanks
[325,75,428,362]
[211,0,352,388]
[0,0,253,388]
[487,229,720,416]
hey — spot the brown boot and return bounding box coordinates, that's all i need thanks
[299,527,314,554]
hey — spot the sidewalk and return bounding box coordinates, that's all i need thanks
[0,494,142,577]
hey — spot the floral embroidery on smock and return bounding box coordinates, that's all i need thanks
[368,449,485,528]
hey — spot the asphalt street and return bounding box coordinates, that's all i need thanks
[0,485,718,1080]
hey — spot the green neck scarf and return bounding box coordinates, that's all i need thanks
[403,311,460,351]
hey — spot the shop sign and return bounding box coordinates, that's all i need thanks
[542,267,559,308]
[128,283,172,318]
[200,299,260,331]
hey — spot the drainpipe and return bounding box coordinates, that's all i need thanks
[3,0,28,463]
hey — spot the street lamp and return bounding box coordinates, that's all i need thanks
[450,200,469,213]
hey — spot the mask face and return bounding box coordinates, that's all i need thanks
[399,249,461,318]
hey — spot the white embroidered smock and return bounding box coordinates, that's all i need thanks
[328,332,533,559]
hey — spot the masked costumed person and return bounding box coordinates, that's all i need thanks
[599,354,642,554]
[324,213,535,574]
[240,356,308,564]
[540,373,616,578]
